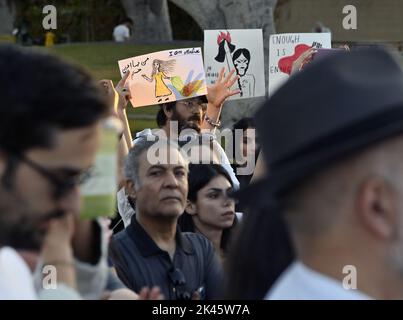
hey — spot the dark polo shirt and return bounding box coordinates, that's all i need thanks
[109,216,223,300]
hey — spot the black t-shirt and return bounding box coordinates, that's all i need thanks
[109,216,223,300]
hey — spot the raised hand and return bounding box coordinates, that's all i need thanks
[99,79,118,115]
[115,71,132,114]
[207,67,241,109]
[291,47,317,75]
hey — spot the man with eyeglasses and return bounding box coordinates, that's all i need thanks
[109,139,223,300]
[140,68,240,185]
[0,45,110,299]
[116,68,242,228]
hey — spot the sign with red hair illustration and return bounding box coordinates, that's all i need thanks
[204,29,265,101]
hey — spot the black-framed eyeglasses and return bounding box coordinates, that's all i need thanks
[177,100,208,112]
[12,152,94,199]
[168,267,191,300]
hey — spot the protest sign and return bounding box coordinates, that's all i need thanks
[268,33,332,96]
[118,47,208,107]
[204,29,266,100]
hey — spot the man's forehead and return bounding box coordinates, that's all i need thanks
[181,97,206,104]
[139,145,188,168]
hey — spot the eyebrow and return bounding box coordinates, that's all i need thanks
[148,165,166,171]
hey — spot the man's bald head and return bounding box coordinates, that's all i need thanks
[284,133,403,245]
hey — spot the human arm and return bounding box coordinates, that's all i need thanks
[202,67,240,133]
[290,47,317,75]
[142,74,153,82]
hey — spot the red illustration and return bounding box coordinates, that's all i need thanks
[278,44,311,75]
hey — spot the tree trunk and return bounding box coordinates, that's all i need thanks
[170,0,278,126]
[0,0,15,35]
[120,0,173,42]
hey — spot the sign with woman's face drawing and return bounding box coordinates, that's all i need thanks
[118,47,208,108]
[204,29,266,101]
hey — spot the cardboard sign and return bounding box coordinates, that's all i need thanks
[204,29,266,100]
[268,33,332,96]
[118,47,208,107]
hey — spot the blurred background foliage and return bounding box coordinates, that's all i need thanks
[13,0,202,44]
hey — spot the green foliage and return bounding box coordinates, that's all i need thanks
[15,0,125,43]
[14,0,203,43]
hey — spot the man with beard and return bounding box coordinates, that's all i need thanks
[0,45,108,298]
[116,69,241,228]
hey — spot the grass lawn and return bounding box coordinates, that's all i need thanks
[45,42,200,134]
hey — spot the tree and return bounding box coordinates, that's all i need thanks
[120,0,172,41]
[0,0,15,35]
[169,0,278,126]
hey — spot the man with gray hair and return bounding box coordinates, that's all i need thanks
[109,139,222,300]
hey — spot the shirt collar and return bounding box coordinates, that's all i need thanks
[266,261,373,300]
[127,215,194,257]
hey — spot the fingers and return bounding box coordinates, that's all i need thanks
[191,291,201,300]
[148,287,164,300]
[99,79,114,89]
[303,47,317,60]
[117,71,130,89]
[223,68,236,84]
[138,287,149,299]
[217,67,225,82]
[225,72,240,88]
[138,286,164,300]
[226,88,241,98]
[100,291,111,300]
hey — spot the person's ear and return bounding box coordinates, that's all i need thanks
[125,179,137,201]
[185,199,197,216]
[163,104,173,120]
[356,177,398,240]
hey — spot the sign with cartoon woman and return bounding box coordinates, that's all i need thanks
[204,29,266,101]
[118,47,208,107]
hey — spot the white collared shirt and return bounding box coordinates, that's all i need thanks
[0,247,37,299]
[265,261,372,300]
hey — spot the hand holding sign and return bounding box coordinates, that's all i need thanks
[118,48,207,107]
[268,33,332,96]
[290,47,318,75]
[116,71,132,113]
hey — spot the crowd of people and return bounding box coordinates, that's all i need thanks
[2,41,403,300]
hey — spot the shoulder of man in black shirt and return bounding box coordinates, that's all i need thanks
[108,218,223,300]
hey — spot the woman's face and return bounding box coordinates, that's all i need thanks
[234,53,249,76]
[153,61,160,70]
[242,128,256,158]
[191,175,235,230]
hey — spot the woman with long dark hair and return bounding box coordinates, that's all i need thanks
[178,164,238,262]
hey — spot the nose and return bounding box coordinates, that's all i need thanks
[223,192,234,208]
[163,171,180,189]
[57,185,82,216]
